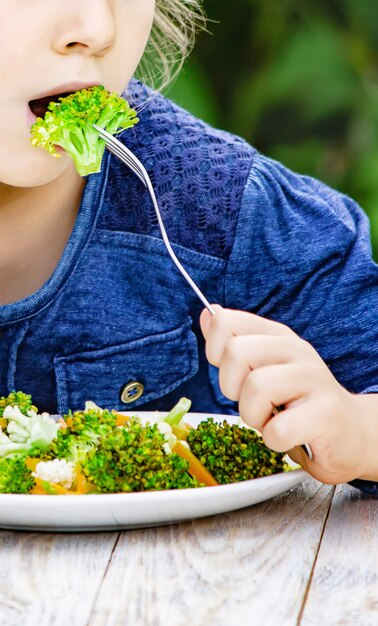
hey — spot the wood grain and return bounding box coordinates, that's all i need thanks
[89,479,333,626]
[0,531,119,626]
[299,484,378,626]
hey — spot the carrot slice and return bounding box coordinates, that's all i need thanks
[30,477,73,495]
[172,440,218,487]
[74,465,96,494]
[171,424,191,441]
[29,483,46,495]
[113,411,131,427]
[25,458,39,472]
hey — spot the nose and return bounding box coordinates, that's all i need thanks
[51,0,115,57]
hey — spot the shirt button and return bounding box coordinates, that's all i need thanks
[120,381,144,404]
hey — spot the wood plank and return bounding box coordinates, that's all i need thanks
[0,531,119,626]
[299,484,378,626]
[89,480,334,626]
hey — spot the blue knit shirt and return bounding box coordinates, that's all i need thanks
[0,81,377,494]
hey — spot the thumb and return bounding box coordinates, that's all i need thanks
[199,305,223,339]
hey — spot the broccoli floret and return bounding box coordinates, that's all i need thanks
[0,457,35,494]
[0,391,37,418]
[43,407,117,463]
[0,405,59,458]
[30,85,138,176]
[186,419,289,483]
[82,418,198,493]
[64,406,117,438]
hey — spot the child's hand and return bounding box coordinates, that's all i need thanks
[200,305,378,484]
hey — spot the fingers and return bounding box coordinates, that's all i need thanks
[200,306,297,367]
[199,308,364,485]
[260,405,322,452]
[200,305,330,456]
[200,306,230,365]
[236,362,335,450]
[218,334,317,401]
[237,364,318,431]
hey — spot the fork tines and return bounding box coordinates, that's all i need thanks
[93,124,146,186]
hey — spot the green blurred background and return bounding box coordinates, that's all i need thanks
[167,0,378,259]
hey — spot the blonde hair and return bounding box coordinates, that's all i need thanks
[136,0,206,91]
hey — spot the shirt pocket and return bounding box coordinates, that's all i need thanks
[54,320,199,414]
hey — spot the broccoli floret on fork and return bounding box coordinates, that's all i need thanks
[30,85,138,176]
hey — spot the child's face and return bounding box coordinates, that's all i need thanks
[0,0,155,188]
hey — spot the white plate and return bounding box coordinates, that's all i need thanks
[0,412,307,532]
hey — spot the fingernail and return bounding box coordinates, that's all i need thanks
[200,309,211,337]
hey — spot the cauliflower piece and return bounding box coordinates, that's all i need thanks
[84,400,103,413]
[0,405,59,457]
[156,421,177,454]
[33,459,74,489]
[156,422,173,436]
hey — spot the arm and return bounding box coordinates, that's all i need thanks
[200,305,378,484]
[224,154,378,400]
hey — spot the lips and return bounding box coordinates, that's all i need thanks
[28,81,100,119]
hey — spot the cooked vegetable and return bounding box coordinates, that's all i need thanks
[30,477,73,496]
[186,418,289,483]
[172,440,218,487]
[30,85,138,176]
[42,406,117,464]
[0,392,292,494]
[0,391,37,418]
[81,418,199,493]
[0,457,35,494]
[33,459,75,489]
[26,457,94,495]
[164,397,192,427]
[0,404,59,458]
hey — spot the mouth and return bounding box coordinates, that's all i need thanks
[28,82,100,120]
[28,91,77,119]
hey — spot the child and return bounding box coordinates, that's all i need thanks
[0,1,377,492]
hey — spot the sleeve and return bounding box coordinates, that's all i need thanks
[348,479,378,497]
[225,152,378,396]
[224,153,378,496]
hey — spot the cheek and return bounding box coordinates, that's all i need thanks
[0,160,71,188]
[0,134,71,188]
[0,11,40,85]
[0,95,74,187]
[107,1,156,92]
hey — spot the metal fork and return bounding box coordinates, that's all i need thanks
[93,124,215,316]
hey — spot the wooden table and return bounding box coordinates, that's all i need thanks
[0,480,376,626]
